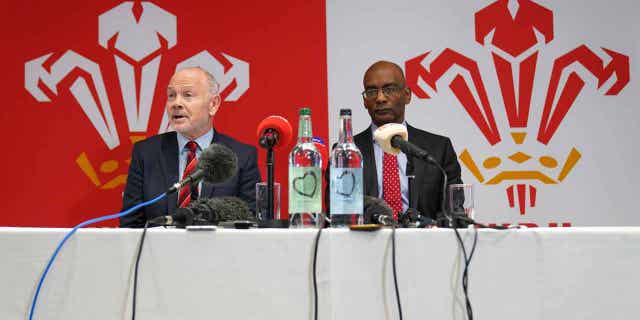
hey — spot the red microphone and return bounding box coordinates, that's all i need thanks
[256,116,293,150]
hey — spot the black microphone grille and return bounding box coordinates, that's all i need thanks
[204,197,254,223]
[390,135,404,148]
[197,143,238,184]
[363,195,394,223]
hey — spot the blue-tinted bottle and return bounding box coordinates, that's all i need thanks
[330,108,363,227]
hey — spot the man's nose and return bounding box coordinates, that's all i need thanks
[171,97,184,109]
[375,89,387,104]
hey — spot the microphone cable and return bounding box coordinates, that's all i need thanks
[131,220,150,320]
[431,161,479,320]
[312,223,324,320]
[452,224,478,320]
[28,193,167,320]
[391,219,404,320]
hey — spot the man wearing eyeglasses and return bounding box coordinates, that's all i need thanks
[356,60,463,222]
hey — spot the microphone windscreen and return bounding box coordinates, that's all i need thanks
[256,116,293,149]
[205,196,255,222]
[373,123,407,155]
[363,195,394,223]
[173,207,195,225]
[197,143,238,184]
[187,198,218,224]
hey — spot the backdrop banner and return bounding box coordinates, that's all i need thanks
[327,0,640,226]
[2,0,639,227]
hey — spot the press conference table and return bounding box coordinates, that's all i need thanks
[0,227,638,320]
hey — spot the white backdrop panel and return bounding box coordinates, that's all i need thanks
[327,0,640,226]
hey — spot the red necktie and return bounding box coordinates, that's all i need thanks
[178,141,198,208]
[383,153,403,220]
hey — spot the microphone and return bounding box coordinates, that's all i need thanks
[149,196,253,227]
[167,143,238,194]
[149,208,195,226]
[206,196,254,222]
[373,123,457,227]
[148,200,209,227]
[373,123,436,163]
[398,209,437,228]
[256,116,293,149]
[206,197,256,229]
[364,196,394,225]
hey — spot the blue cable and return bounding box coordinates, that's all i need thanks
[28,192,167,320]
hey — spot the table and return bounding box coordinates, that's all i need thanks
[1,227,638,319]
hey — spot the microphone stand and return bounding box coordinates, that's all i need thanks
[400,157,417,227]
[259,130,288,228]
[410,153,461,228]
[427,158,474,228]
[406,156,415,212]
[400,155,437,228]
[266,146,275,219]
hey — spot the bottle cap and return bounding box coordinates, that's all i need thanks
[299,108,311,116]
[339,108,352,116]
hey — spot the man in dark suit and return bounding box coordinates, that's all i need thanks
[356,61,463,221]
[120,67,260,228]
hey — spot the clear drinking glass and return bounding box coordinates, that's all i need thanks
[448,184,474,220]
[256,182,281,221]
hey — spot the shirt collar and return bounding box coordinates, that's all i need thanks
[177,128,215,151]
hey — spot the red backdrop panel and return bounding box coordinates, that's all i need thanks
[0,0,328,227]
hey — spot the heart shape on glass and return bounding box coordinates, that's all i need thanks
[336,170,356,197]
[292,170,317,198]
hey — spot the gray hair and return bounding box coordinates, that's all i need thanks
[179,66,220,96]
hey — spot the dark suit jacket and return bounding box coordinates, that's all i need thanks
[120,130,261,228]
[353,123,463,221]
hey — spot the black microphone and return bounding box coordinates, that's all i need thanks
[149,198,219,226]
[206,197,255,228]
[149,206,199,227]
[390,135,437,163]
[398,208,437,228]
[373,123,437,163]
[364,196,395,225]
[149,196,253,227]
[166,143,238,194]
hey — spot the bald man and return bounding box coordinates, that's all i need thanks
[356,61,462,221]
[120,67,261,227]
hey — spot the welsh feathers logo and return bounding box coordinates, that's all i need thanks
[24,1,249,190]
[405,0,629,218]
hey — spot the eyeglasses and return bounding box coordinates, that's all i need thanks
[361,85,406,100]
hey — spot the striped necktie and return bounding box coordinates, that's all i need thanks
[178,141,198,208]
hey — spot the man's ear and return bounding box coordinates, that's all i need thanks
[209,94,221,116]
[403,86,412,105]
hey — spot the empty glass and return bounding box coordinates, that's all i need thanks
[256,182,281,221]
[448,184,474,220]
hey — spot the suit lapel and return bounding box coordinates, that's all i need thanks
[200,134,217,198]
[407,124,425,209]
[355,126,378,197]
[161,132,179,214]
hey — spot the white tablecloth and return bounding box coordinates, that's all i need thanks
[1,227,638,320]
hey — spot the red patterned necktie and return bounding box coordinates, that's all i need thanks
[383,152,403,220]
[178,141,198,208]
